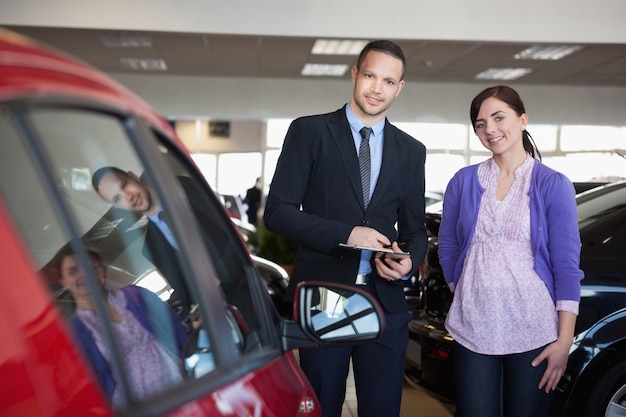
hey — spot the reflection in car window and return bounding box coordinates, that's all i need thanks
[309,287,380,339]
[0,104,270,412]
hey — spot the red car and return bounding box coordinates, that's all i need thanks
[0,28,385,417]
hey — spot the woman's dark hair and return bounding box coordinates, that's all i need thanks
[470,85,542,160]
[356,40,406,80]
[55,242,103,274]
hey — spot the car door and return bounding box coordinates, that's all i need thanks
[0,99,315,417]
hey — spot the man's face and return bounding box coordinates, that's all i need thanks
[350,50,405,124]
[97,172,154,214]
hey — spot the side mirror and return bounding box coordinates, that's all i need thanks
[292,281,386,345]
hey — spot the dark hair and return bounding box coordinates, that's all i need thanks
[54,242,103,274]
[91,166,129,193]
[356,40,406,80]
[469,85,542,160]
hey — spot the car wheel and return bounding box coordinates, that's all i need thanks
[586,361,626,417]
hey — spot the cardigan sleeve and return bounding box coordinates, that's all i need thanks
[542,171,584,303]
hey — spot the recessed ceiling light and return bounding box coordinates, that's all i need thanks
[311,39,369,55]
[97,32,153,48]
[120,58,167,71]
[514,44,583,60]
[301,63,349,77]
[475,68,533,80]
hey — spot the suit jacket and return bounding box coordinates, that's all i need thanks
[264,106,427,313]
[141,176,235,318]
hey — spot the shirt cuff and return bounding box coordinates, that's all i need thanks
[556,300,579,316]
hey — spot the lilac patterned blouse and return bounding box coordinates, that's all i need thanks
[445,156,575,355]
[76,289,183,408]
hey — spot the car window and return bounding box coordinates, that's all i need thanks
[577,183,626,260]
[0,103,273,413]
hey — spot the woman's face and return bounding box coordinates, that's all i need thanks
[60,254,106,301]
[473,96,528,156]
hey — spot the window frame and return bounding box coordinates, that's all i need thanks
[3,97,282,416]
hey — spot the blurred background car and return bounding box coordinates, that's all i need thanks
[425,190,444,209]
[219,193,248,223]
[405,180,626,417]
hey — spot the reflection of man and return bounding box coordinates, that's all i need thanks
[264,40,427,417]
[91,167,193,317]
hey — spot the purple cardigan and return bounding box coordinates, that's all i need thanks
[438,159,584,304]
[72,285,187,401]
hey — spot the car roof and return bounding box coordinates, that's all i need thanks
[0,28,175,140]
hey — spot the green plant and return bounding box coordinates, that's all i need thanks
[254,220,298,265]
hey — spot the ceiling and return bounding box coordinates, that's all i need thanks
[5,26,626,87]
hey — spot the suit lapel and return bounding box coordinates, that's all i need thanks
[327,108,366,210]
[368,122,401,211]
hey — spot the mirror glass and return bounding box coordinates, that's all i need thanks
[304,285,381,340]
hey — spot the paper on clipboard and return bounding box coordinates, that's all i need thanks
[338,243,410,256]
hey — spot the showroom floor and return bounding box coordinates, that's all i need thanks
[341,361,456,417]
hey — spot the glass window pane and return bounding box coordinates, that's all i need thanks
[23,108,190,409]
[544,153,625,182]
[217,152,262,195]
[425,154,466,193]
[1,105,271,413]
[266,118,292,148]
[561,125,622,151]
[191,153,217,189]
[528,124,557,151]
[264,149,281,196]
[395,123,468,151]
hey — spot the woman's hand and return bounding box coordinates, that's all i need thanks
[532,311,576,393]
[532,339,570,393]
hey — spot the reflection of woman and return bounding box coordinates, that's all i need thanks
[56,244,187,409]
[438,85,583,417]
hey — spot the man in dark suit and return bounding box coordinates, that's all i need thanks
[264,40,427,417]
[244,177,262,226]
[92,166,254,333]
[92,167,195,319]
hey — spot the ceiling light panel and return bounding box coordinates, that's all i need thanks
[514,44,583,60]
[301,63,349,76]
[97,32,153,48]
[120,58,167,71]
[311,39,369,55]
[475,68,533,80]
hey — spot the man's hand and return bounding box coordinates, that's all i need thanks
[374,242,412,281]
[347,226,390,248]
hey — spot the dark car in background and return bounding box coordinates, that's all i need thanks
[405,180,626,417]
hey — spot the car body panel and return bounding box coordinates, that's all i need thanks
[0,200,112,416]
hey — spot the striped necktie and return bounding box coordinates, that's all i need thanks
[359,127,373,208]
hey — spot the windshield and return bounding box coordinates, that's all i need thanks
[577,182,626,229]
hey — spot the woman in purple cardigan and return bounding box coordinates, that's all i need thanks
[56,244,187,409]
[438,85,583,417]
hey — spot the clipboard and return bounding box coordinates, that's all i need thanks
[338,243,410,256]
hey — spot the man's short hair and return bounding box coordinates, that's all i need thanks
[91,166,128,193]
[356,40,406,79]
